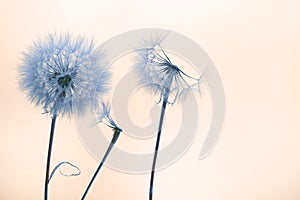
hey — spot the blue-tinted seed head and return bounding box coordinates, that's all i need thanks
[133,36,201,104]
[19,33,111,117]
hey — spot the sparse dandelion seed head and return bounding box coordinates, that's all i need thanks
[97,101,122,132]
[133,37,201,104]
[19,33,111,117]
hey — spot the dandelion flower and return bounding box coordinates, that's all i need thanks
[133,36,201,200]
[81,101,122,200]
[19,33,110,200]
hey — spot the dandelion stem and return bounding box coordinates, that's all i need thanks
[81,129,121,200]
[44,116,57,200]
[149,86,171,200]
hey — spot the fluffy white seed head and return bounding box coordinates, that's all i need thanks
[19,33,111,117]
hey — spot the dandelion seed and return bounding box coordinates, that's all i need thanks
[81,101,122,200]
[133,35,201,200]
[19,33,110,200]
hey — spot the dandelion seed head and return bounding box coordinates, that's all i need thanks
[19,33,111,117]
[133,36,201,104]
[96,101,122,132]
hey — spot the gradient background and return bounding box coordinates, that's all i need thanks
[1,0,300,199]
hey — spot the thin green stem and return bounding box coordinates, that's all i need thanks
[44,116,57,200]
[81,130,121,200]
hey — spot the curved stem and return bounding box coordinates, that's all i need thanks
[49,161,81,182]
[149,99,168,200]
[81,130,121,200]
[44,116,57,200]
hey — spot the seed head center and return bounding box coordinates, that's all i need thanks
[58,74,72,89]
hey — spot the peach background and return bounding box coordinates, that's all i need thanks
[1,0,300,199]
